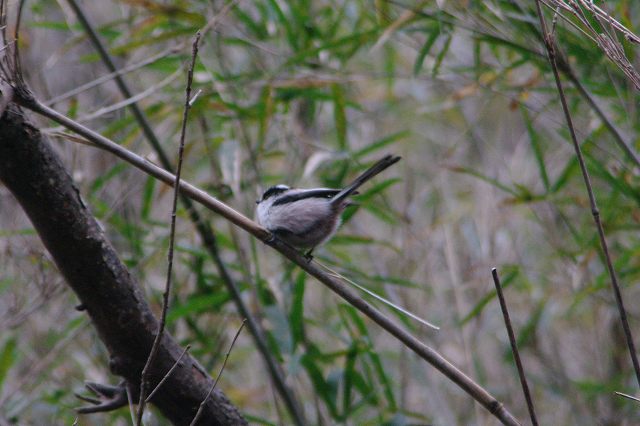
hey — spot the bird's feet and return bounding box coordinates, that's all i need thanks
[303,249,314,262]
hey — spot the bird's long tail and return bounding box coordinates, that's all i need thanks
[331,154,401,205]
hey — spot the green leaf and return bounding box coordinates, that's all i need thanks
[521,106,550,191]
[282,29,380,68]
[290,271,306,348]
[432,33,452,78]
[340,306,394,409]
[265,304,293,354]
[355,178,402,201]
[258,85,274,152]
[551,157,578,194]
[243,414,279,426]
[366,342,396,411]
[514,301,545,350]
[448,166,519,196]
[167,292,231,324]
[354,131,410,159]
[266,0,296,48]
[141,175,156,222]
[89,162,127,196]
[342,344,358,415]
[234,6,267,39]
[332,84,348,150]
[414,27,441,76]
[302,345,338,417]
[329,234,375,245]
[362,202,397,224]
[0,337,17,392]
[474,34,539,58]
[29,21,72,31]
[461,268,519,325]
[585,153,640,205]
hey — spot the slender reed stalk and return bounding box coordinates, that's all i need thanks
[135,33,200,426]
[492,269,538,426]
[190,320,247,426]
[533,1,640,388]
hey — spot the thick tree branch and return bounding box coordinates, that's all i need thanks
[0,103,247,426]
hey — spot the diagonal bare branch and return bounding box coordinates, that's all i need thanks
[15,92,522,425]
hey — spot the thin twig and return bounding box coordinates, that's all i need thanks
[549,0,640,44]
[12,0,25,84]
[146,345,192,403]
[135,32,201,426]
[0,0,7,49]
[492,268,538,426]
[533,1,640,388]
[125,382,136,426]
[190,320,247,426]
[542,0,640,90]
[615,391,640,403]
[0,39,14,54]
[538,0,597,44]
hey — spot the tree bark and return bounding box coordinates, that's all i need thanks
[0,104,247,425]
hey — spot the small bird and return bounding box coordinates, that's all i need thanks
[256,154,401,257]
[256,154,439,331]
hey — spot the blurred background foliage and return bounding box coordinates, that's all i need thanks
[1,0,639,424]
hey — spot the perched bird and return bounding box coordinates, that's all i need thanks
[256,154,439,330]
[256,154,401,257]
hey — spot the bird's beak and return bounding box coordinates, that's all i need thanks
[255,199,260,204]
